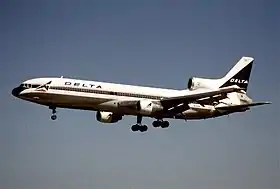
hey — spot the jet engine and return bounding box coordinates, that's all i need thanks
[137,100,163,115]
[96,111,122,123]
[187,77,219,90]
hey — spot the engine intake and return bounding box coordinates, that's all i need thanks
[96,111,122,123]
[187,77,218,90]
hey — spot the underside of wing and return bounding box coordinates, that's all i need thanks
[215,102,271,111]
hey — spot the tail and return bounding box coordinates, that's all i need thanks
[218,57,254,92]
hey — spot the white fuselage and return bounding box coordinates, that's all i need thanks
[12,57,270,131]
[12,77,251,120]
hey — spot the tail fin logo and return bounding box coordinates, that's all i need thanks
[230,78,248,84]
[220,57,254,92]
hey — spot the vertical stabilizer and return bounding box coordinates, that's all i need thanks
[219,57,254,92]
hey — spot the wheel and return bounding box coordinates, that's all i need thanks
[161,121,169,128]
[131,124,139,131]
[152,120,161,127]
[140,125,148,132]
[51,114,57,120]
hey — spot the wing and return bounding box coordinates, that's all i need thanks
[116,85,244,113]
[160,85,245,110]
[195,93,229,105]
[215,101,271,112]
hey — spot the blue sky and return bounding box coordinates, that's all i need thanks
[1,1,279,189]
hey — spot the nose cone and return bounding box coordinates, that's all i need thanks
[12,87,23,97]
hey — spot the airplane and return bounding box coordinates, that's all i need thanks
[12,56,271,132]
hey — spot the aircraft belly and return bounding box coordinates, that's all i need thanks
[20,90,147,114]
[20,91,228,119]
[20,91,112,108]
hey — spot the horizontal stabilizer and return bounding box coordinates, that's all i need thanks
[215,102,271,111]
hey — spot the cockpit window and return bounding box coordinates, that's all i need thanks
[20,84,40,88]
[22,84,29,88]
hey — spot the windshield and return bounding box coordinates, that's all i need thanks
[20,84,40,88]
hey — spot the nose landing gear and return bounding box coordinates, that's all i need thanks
[51,114,57,120]
[49,106,57,120]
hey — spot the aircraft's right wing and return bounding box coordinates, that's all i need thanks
[160,85,245,111]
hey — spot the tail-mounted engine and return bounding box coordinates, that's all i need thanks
[96,111,122,123]
[187,77,219,90]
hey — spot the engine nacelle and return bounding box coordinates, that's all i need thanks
[96,111,122,123]
[187,77,219,90]
[137,100,163,115]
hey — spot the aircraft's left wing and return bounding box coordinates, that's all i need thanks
[116,85,245,113]
[215,102,271,111]
[195,94,228,105]
[160,85,245,110]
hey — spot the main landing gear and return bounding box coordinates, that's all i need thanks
[130,116,170,132]
[50,106,57,120]
[131,115,148,132]
[152,119,170,128]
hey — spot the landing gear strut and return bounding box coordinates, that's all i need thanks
[50,106,57,120]
[152,119,169,128]
[131,115,148,132]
